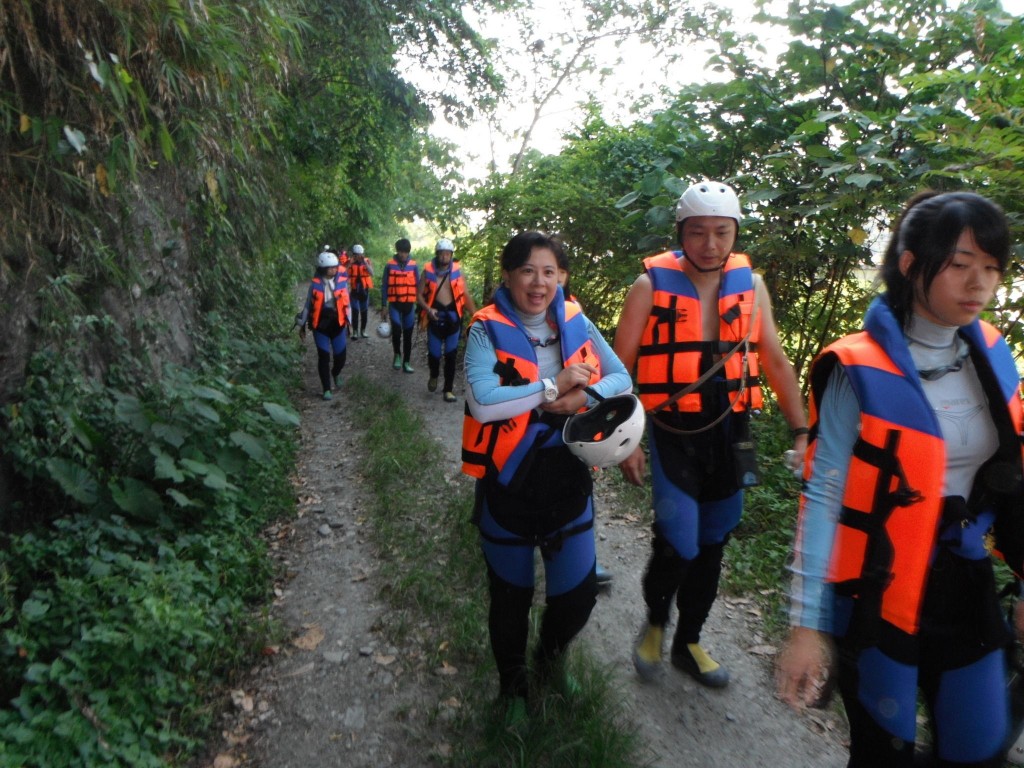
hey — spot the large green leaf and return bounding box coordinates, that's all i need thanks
[151,449,186,483]
[110,477,163,518]
[263,401,300,426]
[229,430,267,460]
[44,458,98,505]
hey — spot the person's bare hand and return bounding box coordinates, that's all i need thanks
[540,388,587,415]
[554,363,597,395]
[776,627,835,709]
[618,445,646,486]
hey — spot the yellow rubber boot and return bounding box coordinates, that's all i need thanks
[671,642,730,688]
[632,624,664,681]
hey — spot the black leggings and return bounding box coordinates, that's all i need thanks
[352,306,368,335]
[486,563,597,698]
[642,532,726,647]
[317,348,346,392]
[391,323,413,362]
[428,350,458,391]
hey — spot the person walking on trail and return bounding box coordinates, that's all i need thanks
[417,238,478,403]
[295,250,352,401]
[777,191,1024,768]
[348,244,374,340]
[613,179,808,687]
[555,248,614,590]
[461,231,633,726]
[380,238,419,373]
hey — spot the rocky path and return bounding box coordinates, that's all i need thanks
[196,323,849,767]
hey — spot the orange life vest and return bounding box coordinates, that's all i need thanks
[384,258,418,304]
[803,300,1024,638]
[636,251,763,415]
[423,259,469,317]
[461,288,600,486]
[310,276,350,330]
[348,259,373,292]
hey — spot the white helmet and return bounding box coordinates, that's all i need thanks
[675,180,742,224]
[1009,729,1024,765]
[376,320,392,339]
[562,393,645,469]
[435,238,455,253]
[352,244,365,255]
[317,251,339,268]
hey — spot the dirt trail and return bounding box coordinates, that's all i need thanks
[197,322,849,768]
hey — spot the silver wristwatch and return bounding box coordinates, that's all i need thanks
[541,377,559,403]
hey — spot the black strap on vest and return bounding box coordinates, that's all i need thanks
[493,357,528,386]
[832,428,922,649]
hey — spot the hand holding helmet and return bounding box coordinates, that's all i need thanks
[539,363,598,415]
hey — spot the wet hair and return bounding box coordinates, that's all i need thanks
[500,231,565,272]
[395,238,412,253]
[881,190,1010,330]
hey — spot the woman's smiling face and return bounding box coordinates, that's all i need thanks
[503,246,559,314]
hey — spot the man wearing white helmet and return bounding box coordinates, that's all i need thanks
[613,180,808,687]
[417,238,478,402]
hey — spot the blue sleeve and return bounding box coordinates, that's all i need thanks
[297,282,315,326]
[788,364,859,632]
[465,322,546,419]
[380,265,389,309]
[584,319,633,405]
[465,316,635,423]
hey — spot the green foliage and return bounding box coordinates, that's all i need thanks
[611,0,1024,374]
[1,0,302,286]
[276,0,503,256]
[463,111,664,326]
[0,321,300,765]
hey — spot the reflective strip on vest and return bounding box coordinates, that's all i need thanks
[636,251,762,414]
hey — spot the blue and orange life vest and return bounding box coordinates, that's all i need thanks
[310,276,350,330]
[422,259,469,317]
[461,287,600,486]
[384,258,418,304]
[802,296,1024,640]
[636,251,763,415]
[348,258,373,293]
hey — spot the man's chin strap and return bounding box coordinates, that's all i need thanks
[682,252,728,273]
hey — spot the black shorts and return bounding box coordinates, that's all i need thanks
[649,409,750,502]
